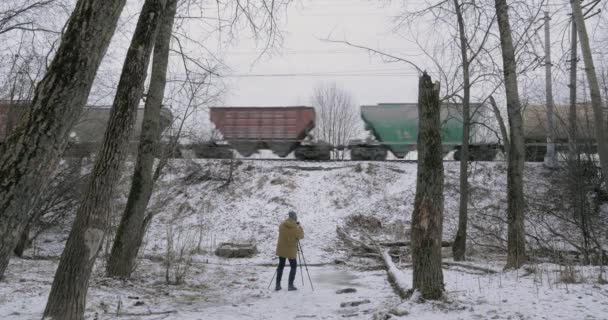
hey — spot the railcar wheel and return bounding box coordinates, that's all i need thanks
[294,145,331,161]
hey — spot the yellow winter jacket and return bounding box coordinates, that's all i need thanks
[276,218,304,259]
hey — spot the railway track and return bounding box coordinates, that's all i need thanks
[211,158,480,163]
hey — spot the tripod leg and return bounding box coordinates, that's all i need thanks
[297,243,304,286]
[267,268,277,290]
[299,242,314,291]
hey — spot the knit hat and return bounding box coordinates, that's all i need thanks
[288,211,298,221]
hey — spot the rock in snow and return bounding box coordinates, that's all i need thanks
[336,288,358,294]
[214,242,258,258]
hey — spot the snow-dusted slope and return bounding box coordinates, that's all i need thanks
[138,160,539,265]
[3,160,607,320]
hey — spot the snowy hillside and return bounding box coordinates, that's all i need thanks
[1,160,607,319]
[140,160,510,263]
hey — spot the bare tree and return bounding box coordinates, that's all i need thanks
[310,82,359,159]
[43,0,166,318]
[525,108,607,266]
[411,72,444,300]
[106,0,178,278]
[105,0,291,279]
[0,0,69,102]
[0,0,59,36]
[494,0,527,269]
[394,0,497,261]
[557,145,605,265]
[1,51,46,102]
[570,0,608,190]
[13,159,86,257]
[0,0,126,279]
[326,1,544,269]
[452,0,472,262]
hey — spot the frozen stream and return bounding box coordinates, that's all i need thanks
[178,265,395,320]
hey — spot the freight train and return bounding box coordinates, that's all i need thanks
[521,103,597,161]
[0,100,173,157]
[199,103,596,161]
[199,104,501,161]
[0,100,595,161]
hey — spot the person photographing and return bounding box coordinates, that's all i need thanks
[275,211,304,291]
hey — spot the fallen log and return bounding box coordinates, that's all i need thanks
[365,233,410,299]
[352,253,382,259]
[398,262,497,274]
[380,241,452,248]
[336,227,411,298]
[442,261,497,274]
[379,249,410,299]
[115,310,177,317]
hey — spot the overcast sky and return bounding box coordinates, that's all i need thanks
[219,0,423,107]
[214,0,607,108]
[85,0,607,116]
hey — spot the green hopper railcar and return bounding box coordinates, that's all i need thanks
[356,103,498,160]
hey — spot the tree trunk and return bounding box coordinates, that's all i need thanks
[106,0,177,279]
[0,0,126,279]
[489,95,510,158]
[494,0,527,270]
[570,0,608,188]
[411,72,445,300]
[13,223,31,257]
[42,1,166,319]
[452,0,470,262]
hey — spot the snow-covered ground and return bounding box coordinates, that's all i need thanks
[1,160,607,319]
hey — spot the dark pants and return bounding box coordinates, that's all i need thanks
[276,257,297,286]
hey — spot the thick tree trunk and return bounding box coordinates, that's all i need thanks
[452,0,470,262]
[42,1,166,319]
[106,0,177,278]
[0,0,126,279]
[495,0,527,270]
[570,0,608,188]
[411,73,445,300]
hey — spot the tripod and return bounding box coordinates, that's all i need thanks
[297,241,314,291]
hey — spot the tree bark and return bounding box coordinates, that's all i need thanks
[12,223,31,257]
[106,0,177,278]
[570,0,608,188]
[411,72,444,300]
[452,0,470,262]
[0,0,125,279]
[494,0,527,270]
[489,95,510,158]
[42,1,166,319]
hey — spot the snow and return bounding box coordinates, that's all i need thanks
[381,249,409,296]
[1,160,607,319]
[386,261,608,320]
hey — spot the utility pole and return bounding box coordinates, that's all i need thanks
[569,18,578,160]
[544,10,557,167]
